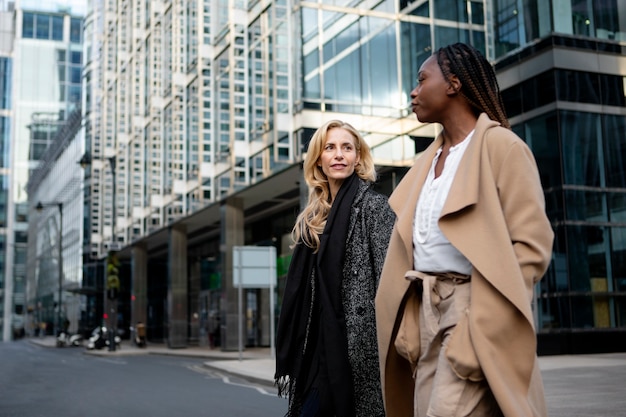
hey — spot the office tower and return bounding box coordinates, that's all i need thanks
[1,0,85,341]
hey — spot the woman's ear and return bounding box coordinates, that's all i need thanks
[447,75,462,96]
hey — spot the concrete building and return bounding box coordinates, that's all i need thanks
[1,0,85,341]
[17,0,626,354]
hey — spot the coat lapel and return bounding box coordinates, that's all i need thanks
[345,180,367,244]
[389,137,442,261]
[441,114,499,218]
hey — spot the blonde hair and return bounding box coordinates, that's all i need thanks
[292,120,376,251]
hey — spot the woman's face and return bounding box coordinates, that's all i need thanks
[318,127,360,192]
[409,54,450,123]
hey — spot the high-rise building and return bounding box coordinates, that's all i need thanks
[0,1,14,341]
[491,0,626,353]
[1,0,85,341]
[25,0,626,353]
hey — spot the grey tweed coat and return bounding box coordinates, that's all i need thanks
[341,179,396,417]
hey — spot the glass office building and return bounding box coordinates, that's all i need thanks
[27,0,623,353]
[491,0,626,353]
[0,4,13,341]
[1,0,85,341]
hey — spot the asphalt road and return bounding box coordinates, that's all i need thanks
[3,338,626,417]
[0,340,288,417]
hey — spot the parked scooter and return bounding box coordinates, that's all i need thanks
[56,331,84,347]
[86,326,121,350]
[130,322,147,348]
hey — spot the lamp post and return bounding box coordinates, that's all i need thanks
[36,201,64,339]
[79,152,118,351]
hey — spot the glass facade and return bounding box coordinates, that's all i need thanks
[494,0,626,58]
[495,0,626,351]
[0,44,11,339]
[27,112,84,338]
[2,4,85,340]
[516,110,626,333]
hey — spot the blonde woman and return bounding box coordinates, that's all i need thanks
[275,120,395,417]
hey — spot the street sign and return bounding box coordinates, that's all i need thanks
[232,246,276,288]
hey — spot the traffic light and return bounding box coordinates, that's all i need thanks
[106,251,120,300]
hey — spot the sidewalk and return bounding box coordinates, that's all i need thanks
[29,336,276,385]
[29,336,626,415]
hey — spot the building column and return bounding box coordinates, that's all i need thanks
[188,258,201,345]
[220,197,244,351]
[131,243,148,331]
[168,224,188,348]
[259,288,270,346]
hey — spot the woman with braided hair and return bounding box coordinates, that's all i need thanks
[375,43,553,417]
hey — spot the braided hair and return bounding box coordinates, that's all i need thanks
[436,43,510,129]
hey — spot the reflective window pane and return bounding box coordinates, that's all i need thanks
[520,112,561,198]
[434,26,469,49]
[470,1,484,25]
[560,111,601,186]
[557,70,600,104]
[400,21,431,105]
[603,115,626,188]
[367,23,398,108]
[566,225,608,292]
[434,0,468,22]
[600,74,625,106]
[70,18,82,43]
[564,190,607,222]
[51,15,63,41]
[36,14,50,39]
[70,51,82,64]
[570,295,596,328]
[23,13,35,38]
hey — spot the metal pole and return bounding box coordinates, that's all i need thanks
[57,203,63,338]
[237,248,243,361]
[269,247,276,360]
[108,156,117,352]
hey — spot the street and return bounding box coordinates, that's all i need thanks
[0,340,288,417]
[2,339,626,417]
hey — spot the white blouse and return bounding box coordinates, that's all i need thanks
[413,130,474,275]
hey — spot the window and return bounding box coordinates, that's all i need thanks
[22,13,34,38]
[51,15,63,40]
[70,18,82,43]
[36,14,50,39]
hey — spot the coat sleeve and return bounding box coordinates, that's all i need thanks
[490,133,554,301]
[364,192,397,283]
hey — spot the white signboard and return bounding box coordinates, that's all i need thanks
[233,246,276,288]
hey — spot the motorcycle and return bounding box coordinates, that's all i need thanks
[56,331,84,347]
[86,326,121,350]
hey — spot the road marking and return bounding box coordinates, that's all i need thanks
[186,364,275,397]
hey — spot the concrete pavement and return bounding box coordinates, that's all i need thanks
[29,336,626,416]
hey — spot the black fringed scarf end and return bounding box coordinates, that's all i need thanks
[275,375,290,398]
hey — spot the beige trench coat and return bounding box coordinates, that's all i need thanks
[375,114,554,417]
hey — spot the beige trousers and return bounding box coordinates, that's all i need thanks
[407,271,502,417]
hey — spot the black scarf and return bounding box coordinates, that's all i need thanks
[275,173,359,417]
